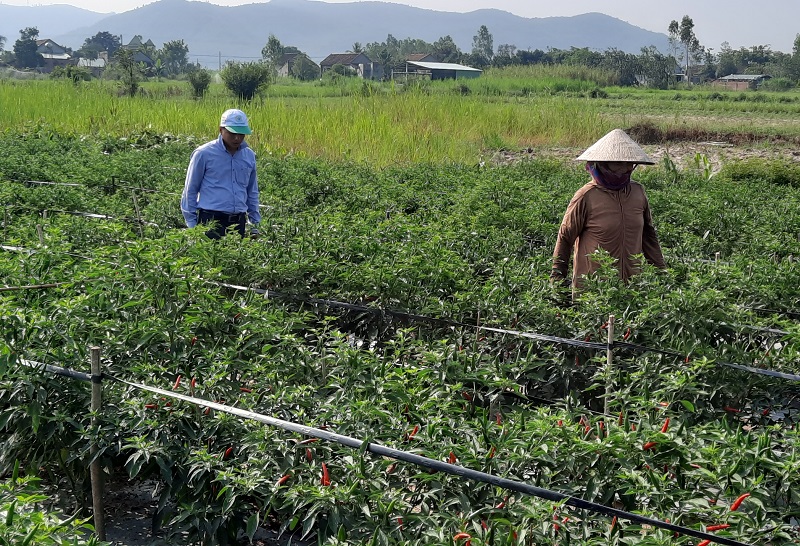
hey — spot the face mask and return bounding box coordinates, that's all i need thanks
[587,163,634,190]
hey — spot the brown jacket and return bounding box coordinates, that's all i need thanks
[551,180,665,287]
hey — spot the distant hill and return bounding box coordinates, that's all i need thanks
[1,0,670,68]
[0,4,108,46]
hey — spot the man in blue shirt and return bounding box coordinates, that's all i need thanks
[181,108,261,239]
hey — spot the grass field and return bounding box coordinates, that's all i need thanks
[2,72,800,166]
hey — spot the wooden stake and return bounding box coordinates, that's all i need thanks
[89,347,106,541]
[131,191,143,237]
[605,315,615,416]
[36,224,44,245]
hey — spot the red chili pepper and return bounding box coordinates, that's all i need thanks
[276,474,291,486]
[610,516,617,529]
[448,451,457,464]
[557,419,563,427]
[190,336,197,346]
[462,391,473,402]
[203,407,211,415]
[685,355,690,363]
[584,425,591,434]
[306,448,313,462]
[724,406,741,413]
[495,497,507,509]
[488,446,496,459]
[172,375,181,389]
[481,520,488,530]
[190,377,197,389]
[453,533,471,541]
[233,312,241,320]
[223,447,233,459]
[661,417,670,433]
[298,438,320,445]
[642,441,658,451]
[496,413,502,425]
[408,424,419,440]
[631,423,637,431]
[599,421,604,430]
[321,463,331,486]
[240,387,252,393]
[386,463,397,474]
[762,408,770,416]
[618,411,624,425]
[698,540,712,546]
[706,524,730,531]
[144,403,158,410]
[623,328,631,340]
[730,493,750,511]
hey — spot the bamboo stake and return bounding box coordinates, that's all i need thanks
[36,224,44,245]
[605,315,615,416]
[131,191,143,237]
[89,347,106,541]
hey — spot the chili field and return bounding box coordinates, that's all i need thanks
[1,82,800,546]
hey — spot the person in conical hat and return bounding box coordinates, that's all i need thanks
[551,128,666,293]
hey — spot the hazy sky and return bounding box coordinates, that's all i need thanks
[3,0,798,52]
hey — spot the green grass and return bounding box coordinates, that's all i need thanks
[2,74,800,168]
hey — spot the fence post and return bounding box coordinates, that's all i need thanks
[604,315,615,416]
[89,346,106,541]
[36,224,44,245]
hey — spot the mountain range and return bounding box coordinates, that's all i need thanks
[1,0,671,68]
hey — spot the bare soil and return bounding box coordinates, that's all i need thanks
[488,123,800,169]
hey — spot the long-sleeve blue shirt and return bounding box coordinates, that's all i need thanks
[181,135,261,228]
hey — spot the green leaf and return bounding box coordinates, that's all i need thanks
[679,400,695,412]
[245,512,259,541]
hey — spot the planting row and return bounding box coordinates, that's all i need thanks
[1,128,799,544]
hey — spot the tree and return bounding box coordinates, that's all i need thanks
[261,34,283,69]
[220,61,271,100]
[432,35,461,63]
[0,35,6,52]
[158,39,189,76]
[350,42,363,53]
[290,55,318,81]
[668,15,702,82]
[493,43,517,67]
[471,25,493,63]
[114,48,142,96]
[78,31,120,59]
[13,27,43,69]
[637,46,677,89]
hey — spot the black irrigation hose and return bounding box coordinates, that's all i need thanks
[17,179,183,197]
[2,206,161,227]
[19,360,751,546]
[216,282,609,352]
[613,341,800,382]
[218,282,800,382]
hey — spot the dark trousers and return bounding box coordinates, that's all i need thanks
[197,209,246,239]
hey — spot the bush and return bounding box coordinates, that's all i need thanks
[760,77,795,92]
[188,68,212,98]
[220,61,272,100]
[49,65,91,83]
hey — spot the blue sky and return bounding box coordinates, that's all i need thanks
[4,0,798,53]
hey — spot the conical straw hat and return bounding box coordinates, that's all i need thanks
[575,129,654,164]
